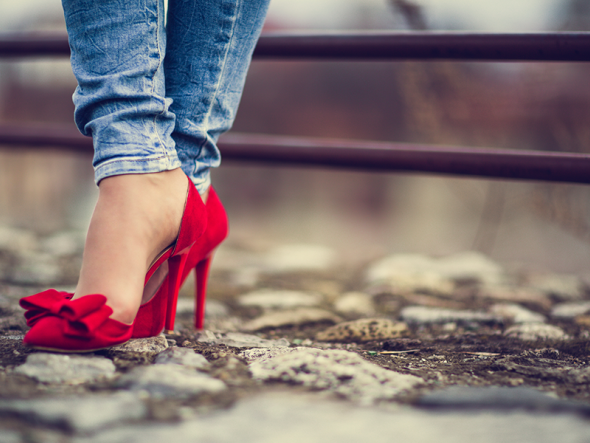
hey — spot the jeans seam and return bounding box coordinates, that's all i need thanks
[151,0,168,158]
[198,0,241,154]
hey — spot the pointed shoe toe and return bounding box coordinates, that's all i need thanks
[22,294,132,353]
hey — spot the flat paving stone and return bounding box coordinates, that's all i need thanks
[416,386,590,414]
[175,298,229,318]
[401,306,500,325]
[0,226,37,252]
[249,348,421,405]
[0,431,21,443]
[263,244,337,273]
[366,254,455,295]
[116,364,226,398]
[478,285,552,310]
[10,252,62,285]
[15,353,116,384]
[198,332,289,349]
[109,336,168,355]
[238,289,322,309]
[552,301,590,319]
[504,323,567,341]
[72,392,590,443]
[528,274,584,301]
[0,392,146,433]
[154,347,209,370]
[489,303,546,323]
[40,231,84,256]
[333,292,375,316]
[315,318,407,342]
[367,252,506,294]
[239,347,298,363]
[242,308,342,331]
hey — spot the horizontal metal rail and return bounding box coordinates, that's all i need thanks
[1,31,590,61]
[1,124,589,184]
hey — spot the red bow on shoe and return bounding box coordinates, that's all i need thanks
[20,291,112,338]
[19,289,74,326]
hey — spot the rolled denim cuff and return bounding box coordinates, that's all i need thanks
[94,152,182,185]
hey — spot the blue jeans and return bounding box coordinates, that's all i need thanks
[62,0,269,195]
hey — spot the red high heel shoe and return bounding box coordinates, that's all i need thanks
[132,187,228,337]
[19,175,207,352]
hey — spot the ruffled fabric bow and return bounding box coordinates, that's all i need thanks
[20,290,112,338]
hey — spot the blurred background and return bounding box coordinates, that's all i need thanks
[1,0,590,272]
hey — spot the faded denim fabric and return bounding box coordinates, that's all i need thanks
[62,0,269,194]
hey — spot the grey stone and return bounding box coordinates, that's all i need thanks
[175,297,193,315]
[567,367,590,384]
[231,267,260,287]
[205,299,230,318]
[238,289,322,309]
[0,226,37,252]
[435,251,505,284]
[401,306,500,325]
[40,231,84,256]
[239,347,298,363]
[263,244,337,273]
[489,303,546,323]
[366,254,454,295]
[504,323,567,341]
[195,329,218,342]
[175,298,229,318]
[528,274,584,301]
[333,292,375,316]
[316,318,408,342]
[478,286,552,310]
[116,364,226,398]
[10,252,62,285]
[551,301,590,319]
[249,348,421,405]
[71,392,590,443]
[15,353,116,384]
[417,386,590,414]
[210,247,263,272]
[109,335,168,355]
[242,308,342,331]
[0,431,21,443]
[154,347,209,370]
[366,252,505,295]
[0,392,146,433]
[199,332,289,349]
[1,335,24,341]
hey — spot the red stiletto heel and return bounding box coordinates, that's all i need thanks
[132,187,228,337]
[20,175,207,352]
[195,255,213,330]
[163,252,189,333]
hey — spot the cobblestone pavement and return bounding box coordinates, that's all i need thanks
[1,226,590,442]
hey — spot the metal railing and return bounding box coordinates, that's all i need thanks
[1,31,590,184]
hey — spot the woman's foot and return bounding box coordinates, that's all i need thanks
[73,168,194,324]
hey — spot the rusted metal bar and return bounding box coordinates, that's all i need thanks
[1,124,590,184]
[254,32,590,62]
[1,31,590,61]
[0,33,70,58]
[0,124,92,151]
[219,134,590,184]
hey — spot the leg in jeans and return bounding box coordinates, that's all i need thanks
[58,0,268,324]
[65,0,181,183]
[165,0,270,195]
